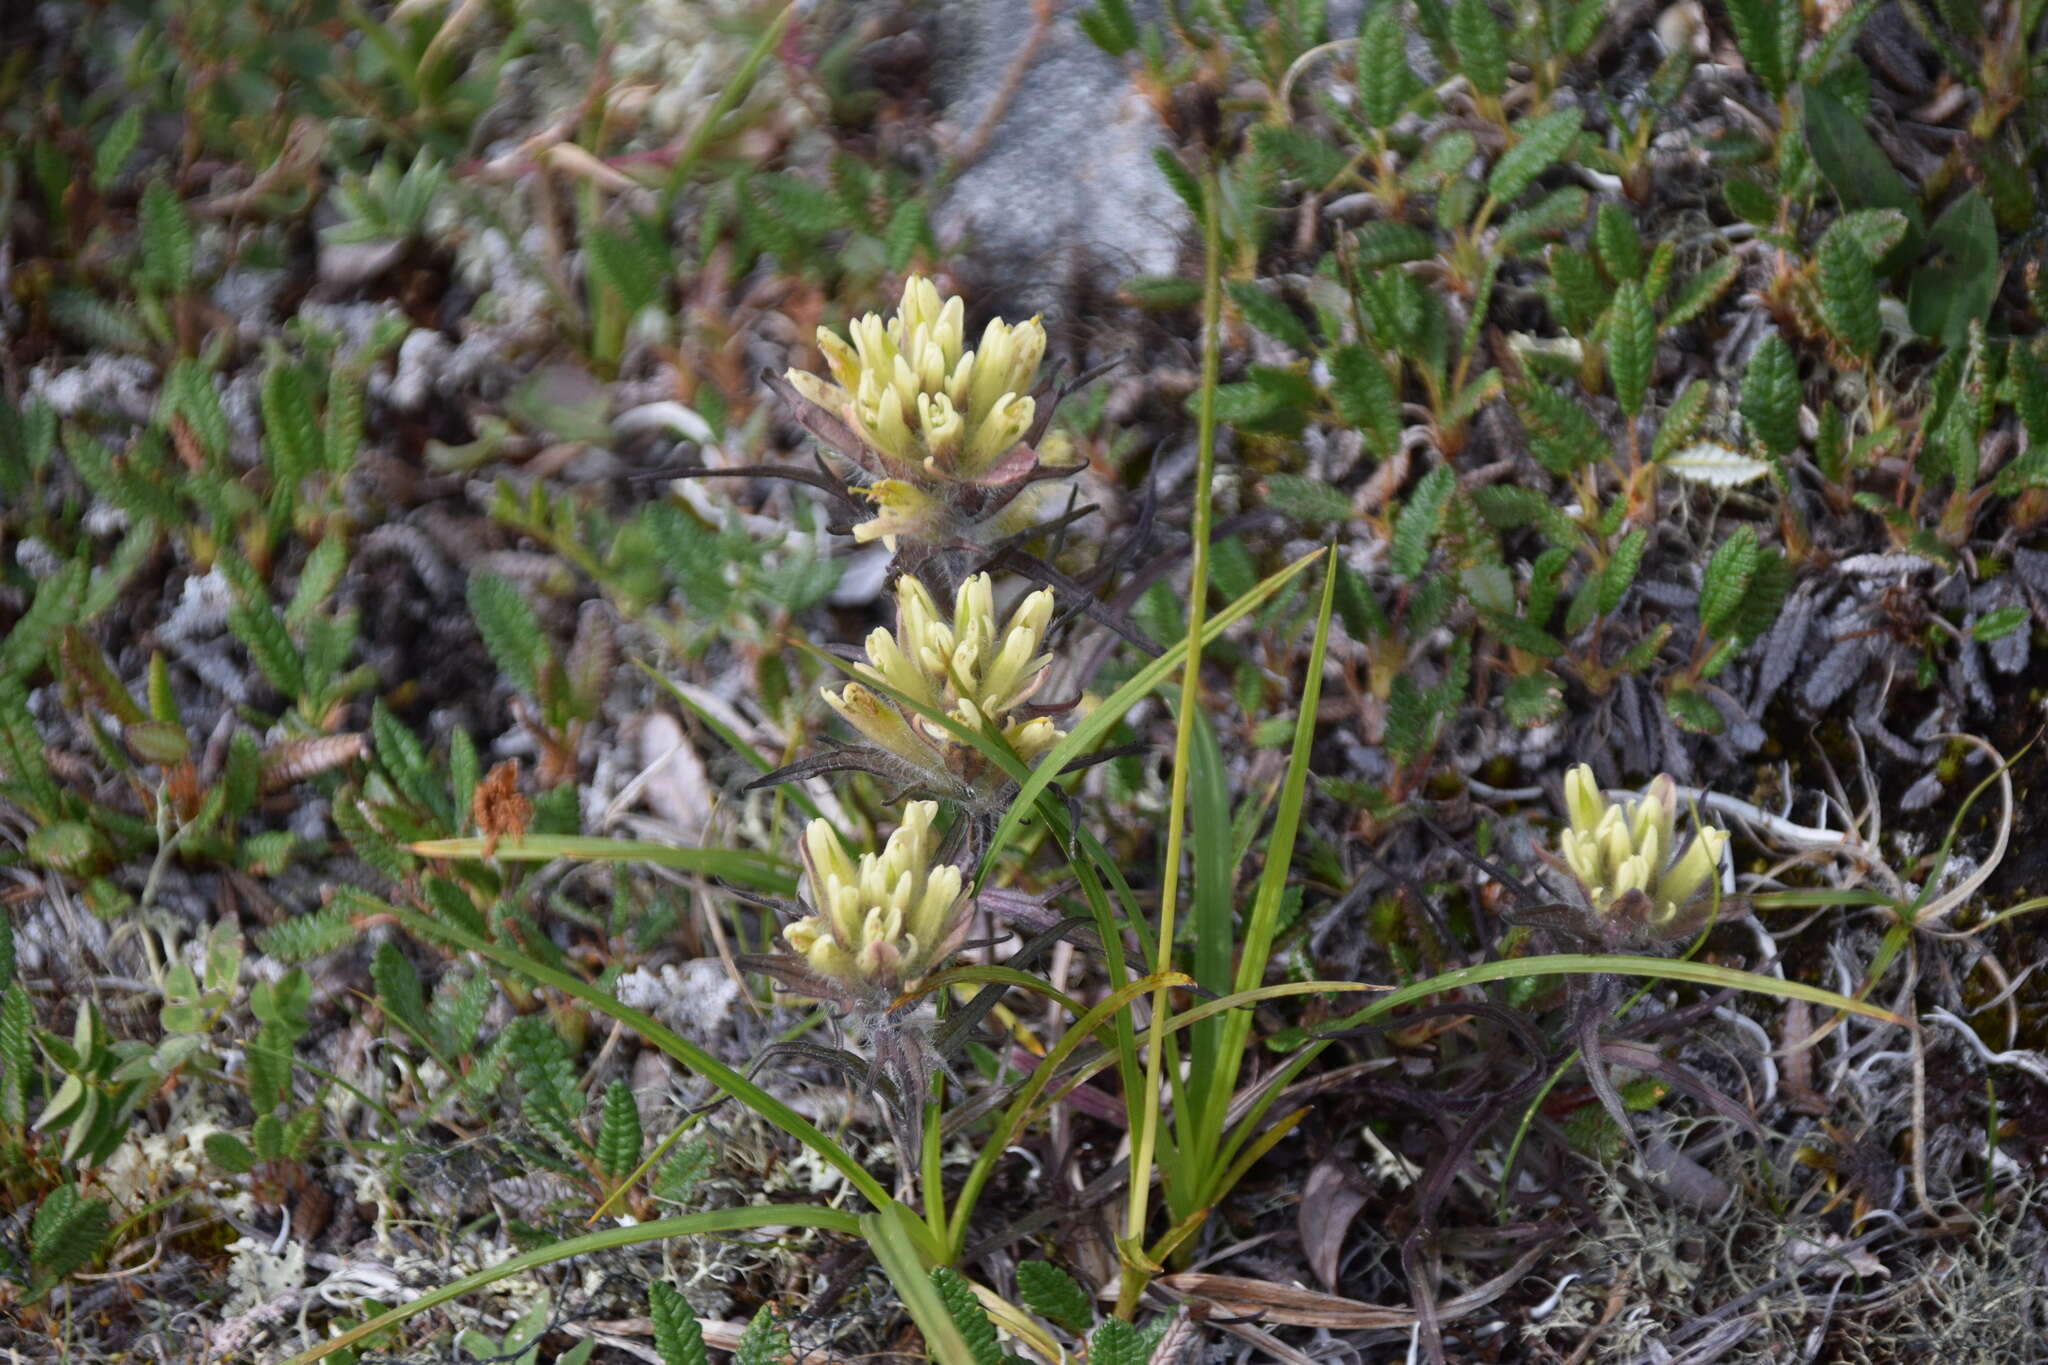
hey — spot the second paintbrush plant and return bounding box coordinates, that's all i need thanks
[822,572,1064,803]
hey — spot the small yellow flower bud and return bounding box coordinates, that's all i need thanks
[1657,825,1727,912]
[1564,764,1605,838]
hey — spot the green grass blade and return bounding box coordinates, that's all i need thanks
[979,545,1322,888]
[281,1204,862,1365]
[408,834,794,893]
[1190,549,1338,1185]
[1180,704,1236,1135]
[1317,953,1902,1032]
[865,1203,978,1364]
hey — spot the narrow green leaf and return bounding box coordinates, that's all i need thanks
[1607,280,1656,416]
[1487,108,1582,204]
[1698,527,1760,638]
[1740,330,1801,456]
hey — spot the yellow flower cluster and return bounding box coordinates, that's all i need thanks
[823,573,1061,771]
[1558,764,1728,923]
[783,276,1070,549]
[786,275,1046,481]
[785,801,967,991]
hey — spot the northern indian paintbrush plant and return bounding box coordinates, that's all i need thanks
[765,275,1100,577]
[758,571,1071,813]
[1515,763,1743,951]
[784,800,970,997]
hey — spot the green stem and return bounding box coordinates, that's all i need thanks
[1118,168,1223,1319]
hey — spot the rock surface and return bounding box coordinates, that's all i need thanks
[932,0,1190,325]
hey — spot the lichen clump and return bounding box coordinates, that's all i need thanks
[785,801,968,992]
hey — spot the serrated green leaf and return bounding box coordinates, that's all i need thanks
[1698,527,1760,638]
[1227,280,1315,351]
[1740,330,1801,456]
[595,1078,643,1180]
[929,1268,1004,1365]
[1356,2,1415,127]
[372,941,432,1047]
[1498,185,1588,252]
[0,559,85,682]
[1594,201,1642,282]
[732,1306,788,1365]
[1264,472,1353,524]
[0,986,32,1127]
[1503,671,1565,725]
[1816,221,1882,359]
[653,1136,715,1204]
[1089,1318,1144,1365]
[1251,124,1350,187]
[649,1282,710,1365]
[1663,255,1741,328]
[93,108,142,191]
[205,1130,255,1174]
[1665,686,1724,734]
[881,197,929,273]
[467,571,547,699]
[261,361,322,491]
[1350,220,1436,271]
[1326,343,1401,457]
[1487,108,1582,204]
[1391,463,1456,579]
[1607,280,1656,416]
[31,1185,110,1281]
[254,901,358,963]
[1015,1260,1092,1335]
[505,1015,588,1157]
[1450,0,1507,97]
[1403,130,1477,189]
[1725,0,1790,96]
[1077,0,1140,54]
[1513,382,1606,475]
[1651,382,1712,463]
[139,180,193,292]
[1600,529,1647,614]
[1546,245,1611,329]
[1151,148,1205,219]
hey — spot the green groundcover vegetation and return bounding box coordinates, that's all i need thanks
[2,0,2046,1361]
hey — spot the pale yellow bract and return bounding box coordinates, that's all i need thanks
[785,275,1046,479]
[1557,764,1728,924]
[823,572,1062,770]
[782,276,1063,548]
[785,801,967,990]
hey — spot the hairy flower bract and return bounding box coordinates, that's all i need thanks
[1556,764,1728,925]
[824,572,1062,777]
[781,275,1075,550]
[785,801,968,992]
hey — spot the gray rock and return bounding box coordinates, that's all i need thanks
[932,1,1190,324]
